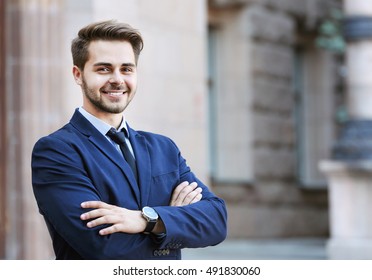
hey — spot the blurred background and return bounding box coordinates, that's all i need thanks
[2,0,372,260]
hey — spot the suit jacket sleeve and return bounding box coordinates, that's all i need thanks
[32,128,227,259]
[153,139,228,250]
[32,135,154,259]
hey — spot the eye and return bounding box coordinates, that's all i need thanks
[97,67,110,73]
[122,67,133,73]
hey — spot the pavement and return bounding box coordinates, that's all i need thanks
[182,238,328,260]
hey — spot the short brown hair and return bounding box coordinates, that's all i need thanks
[71,20,144,70]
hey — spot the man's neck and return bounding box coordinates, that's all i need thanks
[82,105,123,129]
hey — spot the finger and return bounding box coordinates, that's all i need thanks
[80,208,112,220]
[86,217,107,228]
[189,193,202,204]
[85,212,126,228]
[99,224,121,235]
[86,215,115,228]
[172,181,189,198]
[81,201,111,209]
[170,181,189,205]
[178,182,198,200]
[171,184,193,206]
[172,182,198,206]
[181,187,202,205]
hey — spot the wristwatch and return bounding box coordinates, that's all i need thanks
[142,206,159,234]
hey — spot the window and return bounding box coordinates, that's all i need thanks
[294,43,337,188]
[207,11,253,184]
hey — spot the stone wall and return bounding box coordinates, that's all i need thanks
[249,4,295,181]
[210,0,333,238]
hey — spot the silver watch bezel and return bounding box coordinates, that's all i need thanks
[142,206,158,221]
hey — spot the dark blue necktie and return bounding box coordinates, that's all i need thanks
[107,128,138,182]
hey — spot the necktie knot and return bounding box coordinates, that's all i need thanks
[106,127,138,183]
[107,128,127,145]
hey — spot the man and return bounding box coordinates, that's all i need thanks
[31,20,227,260]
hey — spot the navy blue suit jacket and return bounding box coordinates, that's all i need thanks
[31,109,227,259]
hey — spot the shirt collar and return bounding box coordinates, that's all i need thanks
[78,107,129,137]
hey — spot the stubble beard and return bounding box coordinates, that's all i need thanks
[81,78,132,114]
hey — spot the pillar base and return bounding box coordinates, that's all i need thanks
[327,238,372,259]
[320,160,372,260]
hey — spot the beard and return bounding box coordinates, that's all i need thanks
[81,77,132,114]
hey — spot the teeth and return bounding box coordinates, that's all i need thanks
[106,92,124,96]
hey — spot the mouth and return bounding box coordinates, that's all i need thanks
[102,90,127,97]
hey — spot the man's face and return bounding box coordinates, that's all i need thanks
[73,40,138,117]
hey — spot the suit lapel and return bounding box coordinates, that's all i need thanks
[89,135,141,201]
[69,109,141,205]
[129,127,152,207]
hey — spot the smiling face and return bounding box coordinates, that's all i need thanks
[73,40,137,126]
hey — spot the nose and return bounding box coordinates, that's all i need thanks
[109,70,124,85]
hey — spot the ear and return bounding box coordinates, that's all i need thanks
[72,65,83,85]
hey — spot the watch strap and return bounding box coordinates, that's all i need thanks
[142,206,158,234]
[144,219,157,234]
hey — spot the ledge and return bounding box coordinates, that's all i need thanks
[319,159,372,173]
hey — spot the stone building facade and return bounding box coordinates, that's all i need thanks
[208,0,341,238]
[0,0,340,259]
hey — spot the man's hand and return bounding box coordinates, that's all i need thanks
[170,181,202,206]
[80,201,146,235]
[80,181,202,235]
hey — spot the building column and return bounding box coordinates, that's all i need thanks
[0,0,7,259]
[4,0,63,259]
[320,0,372,259]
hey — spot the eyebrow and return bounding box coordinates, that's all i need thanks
[93,62,136,67]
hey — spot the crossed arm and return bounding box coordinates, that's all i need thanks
[33,134,227,259]
[80,181,202,235]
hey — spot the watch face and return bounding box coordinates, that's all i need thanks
[143,206,158,220]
